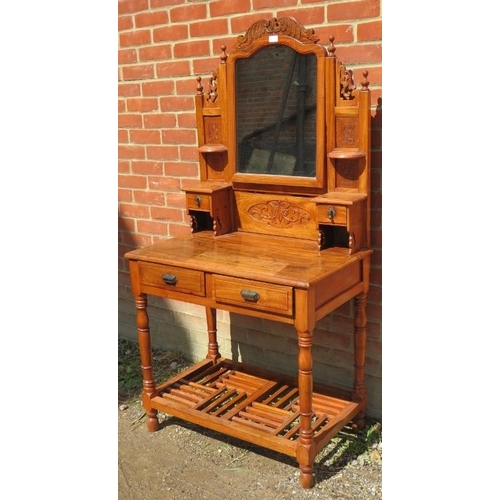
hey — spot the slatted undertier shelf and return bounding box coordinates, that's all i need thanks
[151,358,360,457]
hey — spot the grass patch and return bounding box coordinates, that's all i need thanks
[118,337,189,403]
[316,419,382,470]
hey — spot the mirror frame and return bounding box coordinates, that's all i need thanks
[226,18,327,193]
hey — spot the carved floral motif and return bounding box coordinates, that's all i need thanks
[248,200,310,228]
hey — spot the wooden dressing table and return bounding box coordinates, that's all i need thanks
[125,17,372,489]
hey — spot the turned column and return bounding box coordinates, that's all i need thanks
[353,292,367,430]
[134,293,159,432]
[205,306,221,361]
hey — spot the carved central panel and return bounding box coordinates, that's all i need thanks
[208,123,220,142]
[248,200,310,228]
[204,117,221,143]
[336,117,359,148]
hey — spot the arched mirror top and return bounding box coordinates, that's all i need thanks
[226,17,328,193]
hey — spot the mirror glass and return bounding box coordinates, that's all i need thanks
[235,45,317,177]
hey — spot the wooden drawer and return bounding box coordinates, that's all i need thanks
[138,262,205,297]
[186,193,211,211]
[316,205,347,224]
[213,275,293,315]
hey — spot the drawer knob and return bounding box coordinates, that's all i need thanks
[241,289,260,302]
[162,274,178,285]
[195,196,202,207]
[327,207,336,220]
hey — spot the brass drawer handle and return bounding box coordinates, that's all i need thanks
[327,207,336,220]
[162,274,178,285]
[240,289,260,302]
[195,196,202,207]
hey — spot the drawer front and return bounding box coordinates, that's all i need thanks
[213,275,293,315]
[138,262,205,296]
[186,193,211,211]
[316,205,347,224]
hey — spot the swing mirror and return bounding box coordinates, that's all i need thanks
[227,30,327,193]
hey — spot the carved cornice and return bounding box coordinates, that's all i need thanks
[236,17,319,48]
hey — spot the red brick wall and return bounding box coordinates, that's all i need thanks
[118,0,382,418]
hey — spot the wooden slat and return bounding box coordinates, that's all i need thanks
[312,402,360,451]
[272,411,301,436]
[236,411,282,429]
[273,388,299,408]
[155,358,214,393]
[231,416,276,434]
[224,372,268,388]
[251,401,293,417]
[312,392,351,407]
[224,370,269,384]
[212,392,247,417]
[283,421,301,440]
[195,366,231,386]
[261,385,292,405]
[280,413,328,440]
[200,389,238,414]
[169,388,205,404]
[245,405,289,423]
[311,413,329,432]
[174,384,212,398]
[161,392,197,407]
[192,386,228,410]
[221,380,278,421]
[293,394,350,416]
[217,374,265,393]
[187,382,218,393]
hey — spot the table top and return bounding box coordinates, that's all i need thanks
[125,231,371,289]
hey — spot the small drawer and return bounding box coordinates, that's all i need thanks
[138,262,205,297]
[213,275,293,316]
[186,193,211,211]
[316,205,347,224]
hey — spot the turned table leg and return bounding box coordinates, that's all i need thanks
[134,293,159,432]
[294,288,316,488]
[353,292,367,430]
[297,329,315,488]
[205,306,221,361]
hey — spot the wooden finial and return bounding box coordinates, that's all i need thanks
[220,45,227,64]
[196,76,203,95]
[327,36,336,57]
[361,70,370,91]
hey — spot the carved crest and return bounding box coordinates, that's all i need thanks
[248,200,310,228]
[236,17,319,47]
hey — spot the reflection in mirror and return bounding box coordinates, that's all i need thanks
[236,45,317,177]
